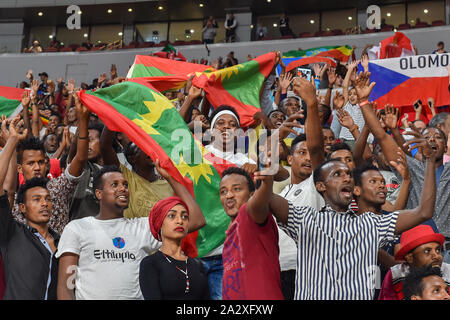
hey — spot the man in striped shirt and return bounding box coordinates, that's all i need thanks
[268,71,438,300]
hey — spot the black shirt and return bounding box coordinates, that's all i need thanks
[0,193,59,300]
[139,250,210,300]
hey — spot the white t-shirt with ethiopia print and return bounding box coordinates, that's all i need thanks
[56,216,160,300]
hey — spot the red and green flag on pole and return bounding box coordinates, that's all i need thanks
[153,44,187,61]
[126,55,214,92]
[283,45,354,62]
[192,51,277,128]
[127,55,212,79]
[130,52,278,128]
[0,86,25,118]
[78,79,235,258]
[0,86,49,125]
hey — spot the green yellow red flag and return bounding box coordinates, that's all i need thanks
[78,79,235,257]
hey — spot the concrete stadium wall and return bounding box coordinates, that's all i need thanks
[0,25,449,87]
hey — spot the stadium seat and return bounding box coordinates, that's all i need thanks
[44,47,58,52]
[189,40,202,45]
[125,42,137,48]
[75,47,88,52]
[314,31,327,37]
[380,25,394,32]
[174,40,186,46]
[90,46,103,51]
[68,44,79,51]
[398,23,411,30]
[139,42,155,48]
[299,32,313,38]
[331,29,344,36]
[414,22,429,28]
[362,28,376,33]
[432,20,445,26]
[281,34,294,39]
[59,47,73,52]
[155,41,168,47]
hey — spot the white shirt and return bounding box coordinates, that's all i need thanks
[205,144,256,168]
[56,216,160,300]
[279,175,325,209]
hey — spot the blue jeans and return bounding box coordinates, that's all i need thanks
[200,255,223,300]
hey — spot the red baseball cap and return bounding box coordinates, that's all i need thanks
[395,225,445,260]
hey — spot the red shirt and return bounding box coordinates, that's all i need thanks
[222,203,284,300]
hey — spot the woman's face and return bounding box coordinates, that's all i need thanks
[68,107,77,122]
[160,204,189,241]
[349,88,358,105]
[191,109,201,121]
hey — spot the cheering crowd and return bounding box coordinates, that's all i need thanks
[1,45,450,301]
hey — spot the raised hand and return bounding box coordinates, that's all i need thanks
[31,79,39,94]
[155,158,172,181]
[313,64,322,79]
[384,104,399,130]
[185,74,195,93]
[389,147,410,181]
[347,60,359,71]
[354,71,375,103]
[8,115,27,141]
[74,92,90,121]
[0,116,9,146]
[427,97,436,116]
[292,76,316,105]
[65,78,75,94]
[413,99,423,115]
[332,91,346,110]
[403,131,437,159]
[275,112,304,140]
[327,67,337,88]
[188,84,202,99]
[401,113,409,128]
[336,109,355,129]
[98,73,107,85]
[193,114,210,130]
[110,64,118,79]
[279,72,293,93]
[21,90,31,107]
[361,53,369,72]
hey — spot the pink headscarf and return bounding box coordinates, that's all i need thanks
[149,196,189,241]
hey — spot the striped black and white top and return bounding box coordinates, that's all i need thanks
[278,203,399,300]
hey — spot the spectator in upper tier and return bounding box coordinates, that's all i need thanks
[256,23,268,40]
[279,13,293,37]
[28,41,43,53]
[202,20,217,45]
[225,13,237,43]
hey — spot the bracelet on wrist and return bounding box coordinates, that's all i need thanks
[359,100,370,107]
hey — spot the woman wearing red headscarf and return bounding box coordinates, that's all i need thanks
[139,161,210,300]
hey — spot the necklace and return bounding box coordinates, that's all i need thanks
[161,251,190,293]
